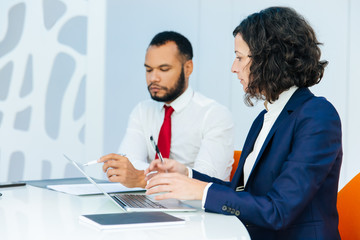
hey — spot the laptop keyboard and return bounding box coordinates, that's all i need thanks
[113,194,167,209]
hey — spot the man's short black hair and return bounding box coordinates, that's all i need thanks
[149,31,193,61]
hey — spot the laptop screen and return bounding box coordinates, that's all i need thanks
[63,154,123,208]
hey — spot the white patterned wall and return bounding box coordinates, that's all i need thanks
[0,0,92,181]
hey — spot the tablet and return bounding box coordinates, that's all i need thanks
[80,212,185,229]
[0,182,26,188]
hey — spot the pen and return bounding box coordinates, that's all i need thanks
[83,154,127,166]
[150,136,165,164]
[83,160,99,166]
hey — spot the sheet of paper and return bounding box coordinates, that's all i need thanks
[47,183,144,195]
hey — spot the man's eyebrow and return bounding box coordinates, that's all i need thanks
[144,64,172,68]
[158,64,171,68]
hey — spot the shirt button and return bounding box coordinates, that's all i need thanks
[235,210,240,216]
[222,205,227,211]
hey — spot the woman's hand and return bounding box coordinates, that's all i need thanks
[145,172,208,201]
[144,158,188,180]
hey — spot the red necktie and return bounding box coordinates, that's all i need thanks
[156,105,174,159]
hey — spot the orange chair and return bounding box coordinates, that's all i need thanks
[230,150,242,181]
[337,172,360,239]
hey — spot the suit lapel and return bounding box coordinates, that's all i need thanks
[230,110,266,189]
[246,88,314,185]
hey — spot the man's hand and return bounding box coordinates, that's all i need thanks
[99,153,146,188]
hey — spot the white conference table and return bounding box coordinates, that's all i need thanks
[0,185,250,240]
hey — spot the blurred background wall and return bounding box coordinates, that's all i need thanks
[0,0,359,189]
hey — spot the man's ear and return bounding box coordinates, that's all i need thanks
[184,60,193,78]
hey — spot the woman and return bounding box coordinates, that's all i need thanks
[145,7,342,240]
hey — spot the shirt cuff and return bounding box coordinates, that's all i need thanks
[187,166,193,178]
[201,182,213,209]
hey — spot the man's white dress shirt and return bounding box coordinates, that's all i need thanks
[119,86,235,180]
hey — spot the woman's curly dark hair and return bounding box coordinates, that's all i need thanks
[233,7,328,106]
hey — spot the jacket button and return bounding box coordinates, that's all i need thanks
[227,207,232,213]
[231,209,235,214]
[222,205,227,211]
[235,210,240,216]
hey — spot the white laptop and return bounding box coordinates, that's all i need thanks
[64,154,196,212]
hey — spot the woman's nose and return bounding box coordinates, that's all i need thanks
[231,60,238,73]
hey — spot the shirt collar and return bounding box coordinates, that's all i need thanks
[157,86,194,113]
[266,86,298,115]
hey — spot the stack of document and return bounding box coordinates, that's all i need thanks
[47,183,144,195]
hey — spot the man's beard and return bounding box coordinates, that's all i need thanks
[148,67,186,102]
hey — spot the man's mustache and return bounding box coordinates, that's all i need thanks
[148,83,168,91]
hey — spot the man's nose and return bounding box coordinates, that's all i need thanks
[149,70,160,82]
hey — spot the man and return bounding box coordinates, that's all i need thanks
[99,31,234,188]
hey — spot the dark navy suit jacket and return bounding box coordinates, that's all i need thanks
[193,88,342,240]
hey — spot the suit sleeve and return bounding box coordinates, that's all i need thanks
[193,169,231,187]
